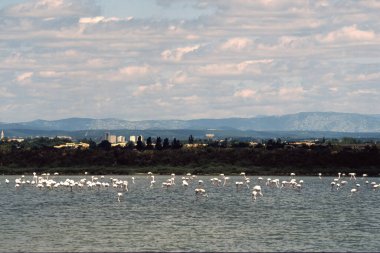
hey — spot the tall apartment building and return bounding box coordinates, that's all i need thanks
[129,135,143,143]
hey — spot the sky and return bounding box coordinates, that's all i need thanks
[0,0,380,122]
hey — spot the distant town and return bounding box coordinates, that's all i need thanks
[1,127,379,176]
[1,129,379,151]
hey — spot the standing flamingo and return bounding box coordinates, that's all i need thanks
[117,192,123,202]
[252,185,263,200]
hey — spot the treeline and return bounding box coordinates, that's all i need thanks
[0,140,379,175]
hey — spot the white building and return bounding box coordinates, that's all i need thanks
[129,135,143,143]
[109,135,117,144]
[205,133,215,139]
[117,136,126,143]
[0,130,4,140]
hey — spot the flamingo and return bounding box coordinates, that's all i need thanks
[252,190,258,200]
[117,192,123,202]
[252,185,263,200]
[350,188,358,196]
[330,182,336,190]
[350,184,360,196]
[235,181,244,191]
[150,176,156,188]
[162,181,172,189]
[195,188,207,198]
[220,174,230,186]
[245,178,250,189]
[32,172,38,184]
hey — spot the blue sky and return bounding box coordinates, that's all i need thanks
[0,0,380,122]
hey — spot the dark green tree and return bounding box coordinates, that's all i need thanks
[188,135,194,144]
[136,136,145,151]
[127,141,135,150]
[171,138,182,149]
[98,140,111,150]
[146,137,153,150]
[163,138,170,149]
[155,137,162,150]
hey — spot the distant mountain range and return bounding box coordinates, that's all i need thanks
[1,112,380,133]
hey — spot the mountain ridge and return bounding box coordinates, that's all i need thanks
[1,112,380,133]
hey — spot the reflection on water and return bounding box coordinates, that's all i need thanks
[0,174,379,252]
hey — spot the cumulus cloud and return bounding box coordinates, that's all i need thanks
[234,89,257,98]
[119,65,153,77]
[38,71,64,78]
[197,60,272,77]
[0,0,379,121]
[79,16,133,24]
[316,25,376,43]
[161,45,201,62]
[220,37,253,51]
[16,72,34,83]
[2,0,100,18]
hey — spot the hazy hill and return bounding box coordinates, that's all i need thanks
[1,112,380,132]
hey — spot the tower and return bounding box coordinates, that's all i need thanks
[1,130,4,140]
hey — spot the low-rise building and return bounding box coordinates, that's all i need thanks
[54,142,90,149]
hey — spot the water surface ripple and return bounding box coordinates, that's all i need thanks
[0,175,379,252]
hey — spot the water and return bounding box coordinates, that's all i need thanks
[0,175,379,252]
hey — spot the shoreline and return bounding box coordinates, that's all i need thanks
[1,165,379,177]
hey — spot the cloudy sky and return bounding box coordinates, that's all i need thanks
[1,0,379,122]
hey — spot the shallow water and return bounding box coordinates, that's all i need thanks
[0,175,379,252]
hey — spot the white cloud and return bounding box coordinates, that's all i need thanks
[79,16,133,24]
[278,86,305,100]
[234,89,257,98]
[132,83,164,97]
[1,0,380,121]
[16,72,34,83]
[316,25,376,43]
[79,16,106,24]
[197,60,272,77]
[220,37,253,51]
[119,65,153,77]
[38,71,64,78]
[346,72,380,82]
[161,45,200,62]
[2,0,100,18]
[172,95,200,105]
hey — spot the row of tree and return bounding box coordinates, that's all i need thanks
[0,141,379,175]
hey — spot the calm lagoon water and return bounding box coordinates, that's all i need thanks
[0,174,379,252]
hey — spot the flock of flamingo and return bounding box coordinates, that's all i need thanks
[2,171,379,202]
